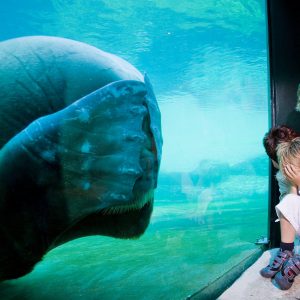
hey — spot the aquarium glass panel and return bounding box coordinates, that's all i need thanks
[0,1,268,299]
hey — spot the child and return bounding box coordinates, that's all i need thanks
[260,126,300,290]
[273,137,300,289]
[263,126,299,200]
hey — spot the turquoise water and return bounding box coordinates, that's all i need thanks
[0,1,268,299]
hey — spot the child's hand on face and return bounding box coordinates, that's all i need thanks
[283,164,300,187]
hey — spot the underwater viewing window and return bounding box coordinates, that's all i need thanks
[0,1,269,299]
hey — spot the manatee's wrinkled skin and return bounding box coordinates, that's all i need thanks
[0,36,162,281]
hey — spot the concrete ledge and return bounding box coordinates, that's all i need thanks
[219,248,300,299]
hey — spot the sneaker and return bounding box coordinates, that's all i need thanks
[274,255,300,290]
[260,249,293,278]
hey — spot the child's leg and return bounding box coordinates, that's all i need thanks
[273,195,300,289]
[260,194,299,279]
[276,193,300,248]
[280,214,296,251]
[280,215,296,244]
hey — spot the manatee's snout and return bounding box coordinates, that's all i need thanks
[94,132,157,239]
[134,76,161,194]
[101,79,161,218]
[102,135,158,215]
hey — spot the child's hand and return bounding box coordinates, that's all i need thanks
[283,164,300,187]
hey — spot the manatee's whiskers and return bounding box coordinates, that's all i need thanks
[102,190,154,215]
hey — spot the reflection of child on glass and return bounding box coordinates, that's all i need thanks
[260,125,300,290]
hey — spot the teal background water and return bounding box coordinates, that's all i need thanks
[0,1,268,299]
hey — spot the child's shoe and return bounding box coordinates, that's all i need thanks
[274,255,300,290]
[260,249,293,278]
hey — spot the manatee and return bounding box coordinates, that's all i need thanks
[0,36,162,281]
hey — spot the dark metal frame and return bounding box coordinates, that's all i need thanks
[267,0,300,248]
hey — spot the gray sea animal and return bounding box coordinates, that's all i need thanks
[0,36,162,280]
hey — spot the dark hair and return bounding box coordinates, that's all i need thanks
[263,125,300,163]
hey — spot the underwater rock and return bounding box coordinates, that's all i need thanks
[0,36,162,280]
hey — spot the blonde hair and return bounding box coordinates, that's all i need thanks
[277,137,300,169]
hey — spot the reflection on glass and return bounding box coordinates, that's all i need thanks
[0,1,268,299]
